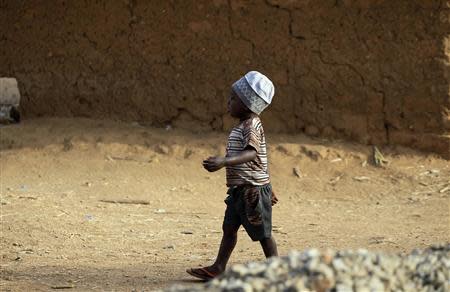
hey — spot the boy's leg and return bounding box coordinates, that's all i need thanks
[187,224,239,278]
[211,223,240,272]
[260,236,278,258]
[187,189,241,280]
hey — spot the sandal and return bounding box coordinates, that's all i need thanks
[186,267,218,281]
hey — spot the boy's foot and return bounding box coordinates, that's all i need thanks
[186,267,218,281]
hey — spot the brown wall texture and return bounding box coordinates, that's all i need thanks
[1,0,449,157]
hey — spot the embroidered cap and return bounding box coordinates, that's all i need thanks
[232,71,275,115]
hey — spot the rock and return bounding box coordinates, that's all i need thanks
[372,146,389,167]
[276,144,296,156]
[231,264,249,276]
[63,137,73,152]
[250,278,269,290]
[439,186,450,193]
[184,149,194,159]
[300,145,328,161]
[0,78,20,105]
[292,167,301,178]
[155,144,170,155]
[332,258,349,272]
[0,78,21,124]
[169,244,450,292]
[247,262,267,276]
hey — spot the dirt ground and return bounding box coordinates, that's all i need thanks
[0,118,449,291]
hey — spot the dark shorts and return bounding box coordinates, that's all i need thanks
[223,183,272,241]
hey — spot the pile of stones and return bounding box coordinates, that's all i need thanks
[168,244,449,291]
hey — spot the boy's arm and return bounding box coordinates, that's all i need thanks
[202,147,256,172]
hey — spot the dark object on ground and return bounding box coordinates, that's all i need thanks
[10,106,20,123]
[99,199,150,205]
[0,78,21,124]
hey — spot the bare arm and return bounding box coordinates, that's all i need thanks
[224,149,257,166]
[202,148,256,172]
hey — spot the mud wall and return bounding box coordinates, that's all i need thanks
[1,0,449,157]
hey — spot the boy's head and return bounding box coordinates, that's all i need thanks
[228,90,251,118]
[230,71,275,116]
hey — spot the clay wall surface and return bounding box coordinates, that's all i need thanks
[1,0,449,157]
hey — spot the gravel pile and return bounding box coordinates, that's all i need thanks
[168,244,449,292]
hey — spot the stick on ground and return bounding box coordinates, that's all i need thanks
[99,199,150,205]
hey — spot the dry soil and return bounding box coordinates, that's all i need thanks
[0,118,449,291]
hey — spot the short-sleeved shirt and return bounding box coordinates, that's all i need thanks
[226,116,270,187]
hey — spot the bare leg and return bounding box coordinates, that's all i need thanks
[189,224,240,277]
[211,224,240,273]
[260,236,278,258]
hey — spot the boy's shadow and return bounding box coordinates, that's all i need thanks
[171,278,208,285]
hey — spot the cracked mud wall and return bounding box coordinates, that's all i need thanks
[1,0,449,157]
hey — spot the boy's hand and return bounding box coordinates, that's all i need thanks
[203,156,226,172]
[271,190,279,206]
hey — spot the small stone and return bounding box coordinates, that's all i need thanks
[84,214,94,221]
[170,244,450,292]
[335,283,352,292]
[155,144,170,155]
[332,258,349,272]
[293,167,301,178]
[63,137,73,151]
[250,278,269,290]
[322,250,335,264]
[231,264,248,276]
[305,248,320,258]
[247,262,267,276]
[276,145,294,156]
[184,149,194,159]
[300,146,324,161]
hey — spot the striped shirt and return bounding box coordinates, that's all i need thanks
[226,116,270,187]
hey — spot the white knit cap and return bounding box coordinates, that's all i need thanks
[232,71,275,114]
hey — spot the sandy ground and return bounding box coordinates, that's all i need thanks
[0,118,449,291]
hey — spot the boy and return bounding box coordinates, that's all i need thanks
[187,71,279,281]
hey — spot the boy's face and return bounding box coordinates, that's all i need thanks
[228,90,250,118]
